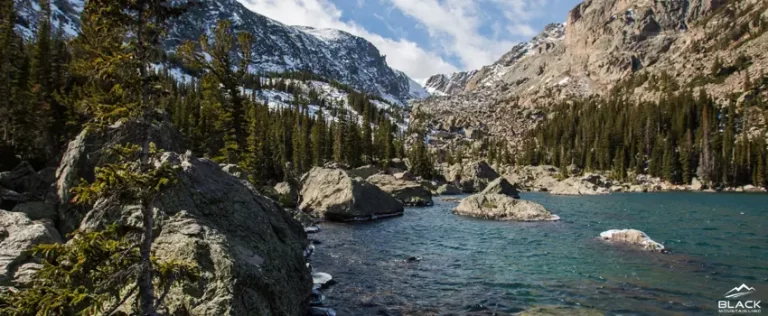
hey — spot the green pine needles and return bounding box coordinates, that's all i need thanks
[0,226,199,316]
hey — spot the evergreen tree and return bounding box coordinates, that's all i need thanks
[179,20,253,153]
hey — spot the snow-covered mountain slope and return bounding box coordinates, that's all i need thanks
[13,0,427,105]
[423,23,565,96]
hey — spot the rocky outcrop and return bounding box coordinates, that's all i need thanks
[442,161,500,193]
[0,210,62,286]
[367,174,434,206]
[436,184,462,195]
[299,167,404,221]
[415,0,766,159]
[453,194,559,221]
[51,118,312,315]
[0,162,48,196]
[548,174,612,196]
[78,152,312,315]
[56,118,184,235]
[600,229,665,252]
[481,177,521,199]
[347,165,380,179]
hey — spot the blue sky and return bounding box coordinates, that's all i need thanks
[240,0,582,81]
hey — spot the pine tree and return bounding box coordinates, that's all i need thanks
[179,20,253,153]
[71,1,192,314]
[311,109,327,167]
[361,106,373,164]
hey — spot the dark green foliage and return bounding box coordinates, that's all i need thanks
[521,87,768,187]
[0,226,199,316]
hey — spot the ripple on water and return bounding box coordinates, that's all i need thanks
[312,192,768,315]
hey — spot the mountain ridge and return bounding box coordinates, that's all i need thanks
[13,0,428,105]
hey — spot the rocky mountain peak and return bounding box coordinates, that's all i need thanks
[14,0,427,105]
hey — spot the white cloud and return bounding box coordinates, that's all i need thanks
[386,0,544,70]
[238,0,458,81]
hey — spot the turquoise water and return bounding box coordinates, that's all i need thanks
[311,192,768,315]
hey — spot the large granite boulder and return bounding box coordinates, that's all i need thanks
[599,229,665,252]
[443,161,500,193]
[79,152,312,315]
[436,184,462,195]
[481,177,521,199]
[299,167,404,221]
[453,194,559,221]
[56,118,184,235]
[0,210,62,286]
[367,174,434,206]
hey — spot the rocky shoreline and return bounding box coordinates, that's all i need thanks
[1,140,758,315]
[499,164,768,196]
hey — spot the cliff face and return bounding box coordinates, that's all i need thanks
[415,0,768,153]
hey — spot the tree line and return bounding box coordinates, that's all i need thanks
[0,3,410,185]
[520,81,768,188]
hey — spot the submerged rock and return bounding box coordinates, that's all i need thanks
[299,168,404,221]
[518,306,604,316]
[311,289,325,306]
[600,229,665,252]
[481,177,521,199]
[453,194,559,221]
[310,307,337,316]
[367,174,434,206]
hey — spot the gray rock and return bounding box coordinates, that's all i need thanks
[481,177,521,199]
[56,119,184,236]
[221,164,249,181]
[299,167,404,221]
[393,171,414,181]
[347,165,380,179]
[690,177,704,191]
[443,160,500,193]
[78,152,312,315]
[312,272,334,290]
[11,202,56,221]
[600,229,665,252]
[436,184,462,195]
[0,210,62,286]
[310,307,337,316]
[274,181,299,204]
[0,162,50,199]
[453,194,559,222]
[549,177,609,196]
[367,174,434,207]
